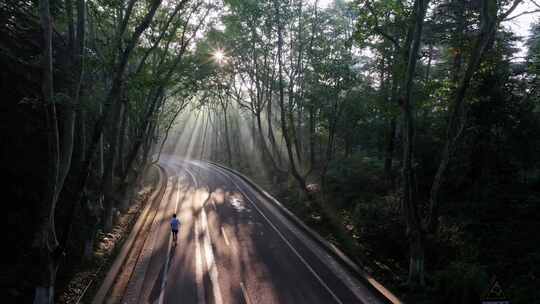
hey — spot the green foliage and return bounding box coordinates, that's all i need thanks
[433,261,489,304]
[352,194,404,259]
[352,0,409,49]
[325,153,386,206]
[527,23,540,72]
[7,0,540,301]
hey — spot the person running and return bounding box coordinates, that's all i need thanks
[170,214,180,244]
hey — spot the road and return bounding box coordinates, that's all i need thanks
[102,156,395,304]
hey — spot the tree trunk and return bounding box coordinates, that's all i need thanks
[35,0,61,302]
[266,97,283,166]
[200,111,210,159]
[344,129,352,158]
[400,0,429,287]
[102,100,125,232]
[98,101,104,182]
[122,94,161,184]
[320,108,338,185]
[256,111,283,173]
[222,101,233,167]
[309,103,315,169]
[118,101,128,175]
[384,117,396,182]
[123,14,197,175]
[274,0,308,194]
[141,119,158,177]
[156,102,187,164]
[298,103,306,157]
[288,86,303,165]
[407,231,425,287]
[123,115,157,212]
[426,0,501,232]
[55,0,87,258]
[71,0,163,224]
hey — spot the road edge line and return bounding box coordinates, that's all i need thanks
[206,161,402,304]
[91,164,167,304]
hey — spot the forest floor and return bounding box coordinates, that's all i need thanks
[56,169,159,304]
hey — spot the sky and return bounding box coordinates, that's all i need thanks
[503,0,539,59]
[308,0,334,9]
[320,0,539,59]
[212,0,537,61]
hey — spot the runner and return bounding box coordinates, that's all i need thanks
[170,213,180,244]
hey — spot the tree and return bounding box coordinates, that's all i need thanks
[33,0,86,301]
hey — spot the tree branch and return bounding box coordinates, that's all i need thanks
[503,8,540,21]
[500,0,524,21]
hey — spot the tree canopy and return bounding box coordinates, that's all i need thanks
[2,0,540,302]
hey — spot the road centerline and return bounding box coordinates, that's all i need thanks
[221,226,230,247]
[201,200,224,304]
[158,174,185,304]
[240,282,252,304]
[195,219,207,304]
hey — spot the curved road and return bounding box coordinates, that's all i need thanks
[102,156,395,304]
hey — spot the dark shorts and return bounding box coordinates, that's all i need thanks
[172,229,178,235]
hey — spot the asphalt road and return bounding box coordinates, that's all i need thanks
[115,157,390,304]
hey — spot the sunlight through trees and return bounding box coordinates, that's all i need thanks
[3,0,540,302]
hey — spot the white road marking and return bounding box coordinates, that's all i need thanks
[210,165,344,304]
[195,220,207,304]
[230,197,246,212]
[221,226,230,247]
[158,237,173,304]
[240,282,252,304]
[180,168,208,304]
[246,192,343,303]
[124,180,173,303]
[158,176,183,304]
[201,205,224,304]
[185,165,223,304]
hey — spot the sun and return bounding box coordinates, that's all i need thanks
[212,48,227,65]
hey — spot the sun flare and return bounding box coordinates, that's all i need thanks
[212,48,226,65]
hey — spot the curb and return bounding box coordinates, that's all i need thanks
[206,161,402,304]
[92,164,167,304]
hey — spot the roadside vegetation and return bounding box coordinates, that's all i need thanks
[3,0,540,303]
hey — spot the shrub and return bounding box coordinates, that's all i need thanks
[433,261,489,304]
[325,153,387,208]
